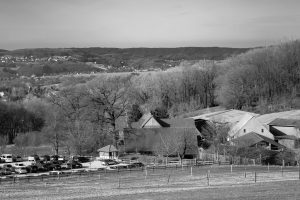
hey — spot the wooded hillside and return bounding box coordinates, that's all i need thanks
[0,40,299,154]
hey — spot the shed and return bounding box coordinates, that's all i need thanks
[97,145,118,160]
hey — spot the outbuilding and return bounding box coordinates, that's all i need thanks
[97,145,118,160]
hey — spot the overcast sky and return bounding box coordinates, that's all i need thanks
[1,0,300,50]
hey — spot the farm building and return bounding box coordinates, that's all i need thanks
[120,113,201,158]
[191,108,300,151]
[232,132,284,150]
[268,118,300,150]
[97,145,118,160]
[190,109,261,141]
[228,113,274,140]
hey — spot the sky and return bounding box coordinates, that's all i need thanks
[1,0,300,50]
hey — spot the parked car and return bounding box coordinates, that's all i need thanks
[2,164,14,171]
[73,156,91,163]
[28,154,40,162]
[109,163,130,170]
[50,155,59,161]
[0,168,12,176]
[14,167,27,174]
[49,170,63,175]
[128,162,145,168]
[13,163,25,168]
[43,162,61,171]
[103,159,119,166]
[26,165,38,173]
[1,154,13,163]
[40,155,50,162]
[66,160,82,169]
[60,163,71,170]
[13,156,23,162]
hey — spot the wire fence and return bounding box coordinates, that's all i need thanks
[1,163,299,190]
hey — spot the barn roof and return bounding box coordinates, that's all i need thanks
[132,113,197,129]
[268,118,300,128]
[191,109,258,124]
[232,132,284,148]
[256,110,300,125]
[175,106,226,118]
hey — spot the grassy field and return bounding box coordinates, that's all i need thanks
[0,165,299,200]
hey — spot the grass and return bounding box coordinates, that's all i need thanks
[0,165,299,200]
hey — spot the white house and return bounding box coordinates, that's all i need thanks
[229,113,274,140]
[97,145,118,160]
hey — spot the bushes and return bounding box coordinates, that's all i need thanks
[232,146,297,166]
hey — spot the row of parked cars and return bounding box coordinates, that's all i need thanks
[0,153,146,177]
[0,155,87,176]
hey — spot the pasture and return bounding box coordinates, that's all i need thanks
[0,165,299,200]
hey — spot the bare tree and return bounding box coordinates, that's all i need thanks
[154,128,198,160]
[87,76,132,147]
[43,110,66,155]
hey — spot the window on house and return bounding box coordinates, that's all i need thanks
[243,129,246,133]
[295,139,300,149]
[261,129,264,133]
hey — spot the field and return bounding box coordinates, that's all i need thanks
[0,165,299,200]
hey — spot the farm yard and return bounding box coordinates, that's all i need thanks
[0,164,299,200]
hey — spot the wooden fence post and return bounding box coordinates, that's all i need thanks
[268,163,270,172]
[254,172,257,183]
[145,166,148,178]
[190,166,193,176]
[167,174,171,184]
[231,164,233,173]
[118,178,120,189]
[244,167,246,178]
[207,171,210,186]
[281,166,283,177]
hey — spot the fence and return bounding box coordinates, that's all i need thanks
[1,163,299,189]
[198,152,260,165]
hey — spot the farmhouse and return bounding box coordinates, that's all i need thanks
[228,113,274,140]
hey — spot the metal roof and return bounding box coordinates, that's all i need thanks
[256,110,300,125]
[191,109,258,124]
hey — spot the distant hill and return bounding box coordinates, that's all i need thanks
[0,49,7,53]
[5,47,250,59]
[1,47,251,71]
